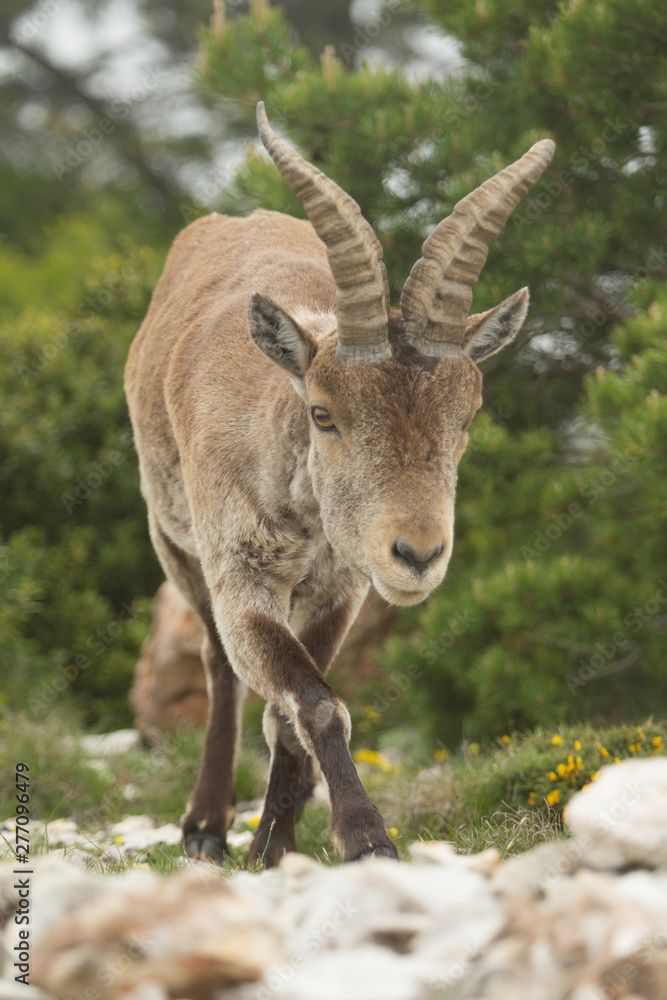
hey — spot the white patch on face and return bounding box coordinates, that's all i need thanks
[291,308,336,340]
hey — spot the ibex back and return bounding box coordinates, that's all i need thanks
[125,104,555,864]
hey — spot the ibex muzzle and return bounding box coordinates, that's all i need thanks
[125,103,555,864]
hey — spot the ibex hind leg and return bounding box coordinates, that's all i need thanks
[148,512,245,863]
[181,628,245,862]
[295,754,317,820]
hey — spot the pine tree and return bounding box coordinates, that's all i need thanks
[195,0,666,427]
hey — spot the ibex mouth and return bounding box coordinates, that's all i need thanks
[372,573,435,608]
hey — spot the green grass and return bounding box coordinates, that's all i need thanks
[1,706,664,874]
[0,706,267,829]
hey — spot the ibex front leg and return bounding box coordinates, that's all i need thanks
[249,592,365,866]
[220,590,397,863]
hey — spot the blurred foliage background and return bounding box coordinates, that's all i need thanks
[0,0,665,753]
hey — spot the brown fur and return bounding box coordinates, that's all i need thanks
[125,207,528,864]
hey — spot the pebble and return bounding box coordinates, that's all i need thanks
[80,729,143,757]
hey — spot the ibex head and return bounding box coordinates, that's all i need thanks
[249,103,555,606]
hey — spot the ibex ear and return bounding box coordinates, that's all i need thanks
[462,287,529,362]
[248,293,318,396]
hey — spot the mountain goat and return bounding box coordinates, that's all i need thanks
[125,103,555,864]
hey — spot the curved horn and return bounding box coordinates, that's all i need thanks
[400,139,556,357]
[256,102,391,363]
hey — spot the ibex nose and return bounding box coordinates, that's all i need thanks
[391,539,445,574]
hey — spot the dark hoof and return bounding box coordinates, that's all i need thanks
[183,830,229,863]
[350,842,399,862]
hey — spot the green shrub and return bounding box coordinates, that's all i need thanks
[0,228,165,725]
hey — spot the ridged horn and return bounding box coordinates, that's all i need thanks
[256,102,391,363]
[400,138,556,357]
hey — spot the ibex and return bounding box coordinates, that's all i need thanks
[125,103,554,865]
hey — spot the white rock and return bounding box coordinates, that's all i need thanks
[80,729,142,757]
[0,983,56,999]
[236,804,264,826]
[565,758,667,869]
[110,816,181,842]
[491,840,579,898]
[0,857,105,966]
[122,986,168,1000]
[409,840,501,876]
[84,758,114,780]
[105,818,183,857]
[458,867,667,999]
[276,945,421,1000]
[408,840,457,865]
[277,852,321,878]
[109,814,155,834]
[227,830,254,849]
[39,819,85,848]
[0,820,45,836]
[30,869,281,999]
[311,780,330,806]
[248,852,505,995]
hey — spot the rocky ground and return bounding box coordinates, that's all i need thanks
[2,757,667,1000]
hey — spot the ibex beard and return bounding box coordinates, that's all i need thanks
[125,102,555,866]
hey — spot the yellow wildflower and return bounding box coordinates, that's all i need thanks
[469,743,480,755]
[546,789,560,806]
[614,756,621,763]
[248,815,261,829]
[590,770,600,781]
[637,726,645,740]
[434,748,449,762]
[557,762,568,778]
[652,736,662,748]
[354,748,393,771]
[389,827,399,838]
[113,836,124,845]
[629,743,640,754]
[502,735,511,743]
[527,792,537,805]
[548,770,558,781]
[574,740,582,751]
[576,756,583,770]
[597,742,609,758]
[551,735,563,745]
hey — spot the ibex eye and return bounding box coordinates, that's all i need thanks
[311,406,336,432]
